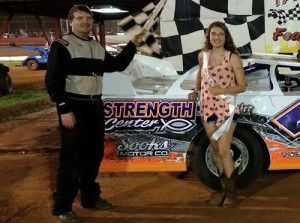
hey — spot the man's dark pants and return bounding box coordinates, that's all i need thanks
[52,98,104,215]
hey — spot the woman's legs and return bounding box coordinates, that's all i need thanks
[203,124,223,173]
[217,123,239,208]
[203,123,225,206]
[203,122,238,207]
[216,123,236,178]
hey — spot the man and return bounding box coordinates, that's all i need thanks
[45,5,144,222]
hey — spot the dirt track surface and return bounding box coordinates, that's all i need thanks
[1,62,300,223]
[9,66,46,91]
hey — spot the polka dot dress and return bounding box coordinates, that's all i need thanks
[200,50,239,125]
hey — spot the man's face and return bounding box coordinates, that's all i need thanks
[70,11,93,37]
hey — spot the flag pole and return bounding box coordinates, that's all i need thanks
[141,0,167,33]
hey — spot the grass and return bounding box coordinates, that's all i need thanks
[0,57,52,120]
[0,89,48,108]
[0,60,22,67]
[0,89,54,121]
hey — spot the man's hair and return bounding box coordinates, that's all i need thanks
[67,5,93,21]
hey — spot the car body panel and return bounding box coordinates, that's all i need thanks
[99,53,300,172]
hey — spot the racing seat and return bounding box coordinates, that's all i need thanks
[276,66,300,92]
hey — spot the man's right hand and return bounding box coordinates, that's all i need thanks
[61,112,77,129]
[131,32,145,46]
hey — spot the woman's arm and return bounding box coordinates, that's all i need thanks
[229,53,246,94]
[188,51,203,101]
[194,51,203,91]
[209,53,246,96]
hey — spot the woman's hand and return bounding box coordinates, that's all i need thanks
[188,91,199,101]
[209,85,228,96]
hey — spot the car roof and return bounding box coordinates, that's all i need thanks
[242,53,300,67]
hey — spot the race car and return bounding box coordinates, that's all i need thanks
[20,44,122,71]
[100,53,300,191]
[0,63,13,96]
[21,45,48,71]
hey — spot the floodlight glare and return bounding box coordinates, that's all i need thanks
[91,6,128,13]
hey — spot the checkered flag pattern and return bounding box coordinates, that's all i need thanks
[118,2,156,34]
[268,3,300,25]
[160,0,264,21]
[160,0,265,74]
[118,1,164,55]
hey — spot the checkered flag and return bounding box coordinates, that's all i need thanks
[118,0,166,55]
[160,0,265,74]
[200,0,264,16]
[268,3,300,25]
[160,0,264,21]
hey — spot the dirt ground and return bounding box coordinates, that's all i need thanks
[1,59,300,223]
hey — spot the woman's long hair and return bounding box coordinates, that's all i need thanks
[202,21,238,54]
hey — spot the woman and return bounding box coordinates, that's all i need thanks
[191,21,246,208]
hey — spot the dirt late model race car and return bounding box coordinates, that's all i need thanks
[101,53,300,191]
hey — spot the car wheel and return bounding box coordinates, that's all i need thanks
[26,59,39,71]
[191,125,265,191]
[0,73,13,95]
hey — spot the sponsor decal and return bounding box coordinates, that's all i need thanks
[271,100,300,139]
[275,0,292,7]
[104,100,196,133]
[281,151,300,157]
[266,0,300,53]
[56,38,69,46]
[116,136,172,158]
[272,28,300,41]
[103,99,196,158]
[237,103,255,115]
[268,2,300,26]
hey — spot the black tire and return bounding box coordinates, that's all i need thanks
[26,59,39,71]
[0,73,13,96]
[191,125,265,191]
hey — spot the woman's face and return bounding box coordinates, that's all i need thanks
[209,26,226,48]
